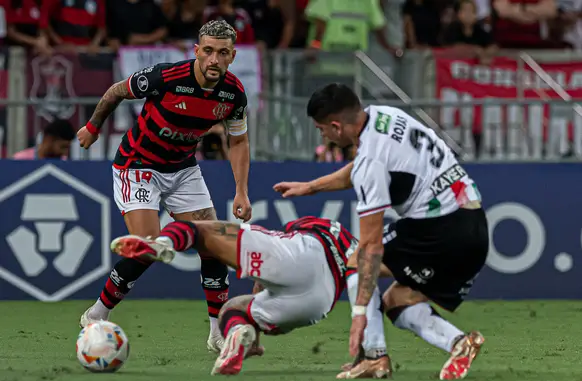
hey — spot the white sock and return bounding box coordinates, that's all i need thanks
[90,299,111,319]
[347,272,387,358]
[209,316,220,336]
[156,236,174,248]
[393,302,464,352]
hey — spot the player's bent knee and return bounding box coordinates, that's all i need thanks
[382,282,428,312]
[218,294,254,321]
[380,264,392,278]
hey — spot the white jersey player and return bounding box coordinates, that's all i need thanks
[274,84,488,380]
[352,104,481,220]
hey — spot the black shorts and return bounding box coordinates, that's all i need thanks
[382,208,489,312]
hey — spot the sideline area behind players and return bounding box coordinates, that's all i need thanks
[110,217,392,378]
[76,20,252,353]
[274,84,488,380]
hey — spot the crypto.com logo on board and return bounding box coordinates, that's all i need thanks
[0,164,110,301]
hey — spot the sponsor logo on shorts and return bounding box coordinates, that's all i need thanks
[249,251,263,277]
[403,266,434,284]
[430,164,467,196]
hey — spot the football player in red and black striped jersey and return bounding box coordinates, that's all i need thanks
[77,20,252,353]
[109,216,376,376]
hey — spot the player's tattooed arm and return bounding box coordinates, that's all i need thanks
[354,212,385,307]
[89,80,134,129]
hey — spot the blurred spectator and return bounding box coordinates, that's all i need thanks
[403,0,443,48]
[492,0,558,48]
[40,0,106,53]
[106,0,167,51]
[162,0,205,51]
[204,0,255,45]
[443,0,497,64]
[243,0,296,49]
[0,0,6,43]
[381,0,405,49]
[5,0,51,54]
[13,119,75,160]
[305,0,401,55]
[553,0,582,48]
[289,0,310,47]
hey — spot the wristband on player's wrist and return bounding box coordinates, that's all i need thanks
[85,121,99,136]
[352,305,367,317]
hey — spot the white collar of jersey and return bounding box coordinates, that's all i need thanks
[201,87,214,92]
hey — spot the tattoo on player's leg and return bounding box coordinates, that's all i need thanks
[191,207,218,221]
[210,222,240,240]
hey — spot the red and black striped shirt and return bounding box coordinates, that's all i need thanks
[40,0,105,46]
[113,59,247,173]
[284,216,357,309]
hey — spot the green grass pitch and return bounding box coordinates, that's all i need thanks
[0,300,580,381]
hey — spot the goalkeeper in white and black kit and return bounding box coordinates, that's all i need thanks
[274,84,489,380]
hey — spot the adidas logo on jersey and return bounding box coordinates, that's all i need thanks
[175,102,187,110]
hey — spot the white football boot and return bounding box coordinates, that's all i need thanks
[211,324,256,375]
[79,306,110,328]
[207,332,225,353]
[110,235,176,263]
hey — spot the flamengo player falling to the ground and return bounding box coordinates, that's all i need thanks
[108,217,383,376]
[274,84,489,380]
[76,20,253,353]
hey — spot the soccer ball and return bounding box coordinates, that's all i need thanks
[76,321,130,373]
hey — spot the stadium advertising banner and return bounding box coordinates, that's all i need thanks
[434,56,582,157]
[0,161,580,301]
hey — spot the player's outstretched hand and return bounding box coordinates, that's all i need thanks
[77,126,99,149]
[272,182,313,198]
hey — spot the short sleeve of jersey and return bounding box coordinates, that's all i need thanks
[127,63,171,99]
[224,89,248,136]
[352,157,392,217]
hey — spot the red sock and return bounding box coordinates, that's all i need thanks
[159,221,198,251]
[219,309,253,337]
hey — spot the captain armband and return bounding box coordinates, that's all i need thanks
[225,117,248,136]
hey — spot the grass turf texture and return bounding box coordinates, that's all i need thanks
[0,300,578,381]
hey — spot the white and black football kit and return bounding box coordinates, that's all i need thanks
[351,106,489,311]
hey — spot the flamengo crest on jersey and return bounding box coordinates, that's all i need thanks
[351,105,482,219]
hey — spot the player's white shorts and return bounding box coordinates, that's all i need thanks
[112,166,213,215]
[237,224,336,335]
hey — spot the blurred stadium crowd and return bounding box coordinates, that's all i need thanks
[0,0,576,161]
[1,0,572,55]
